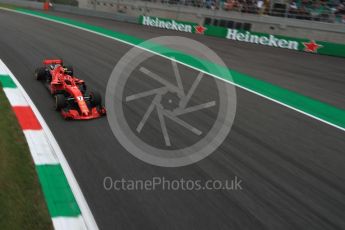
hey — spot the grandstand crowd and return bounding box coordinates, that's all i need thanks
[147,0,345,23]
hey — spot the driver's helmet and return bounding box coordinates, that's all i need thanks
[63,67,73,76]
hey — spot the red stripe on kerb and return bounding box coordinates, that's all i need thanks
[12,106,42,130]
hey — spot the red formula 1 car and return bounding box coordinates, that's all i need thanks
[35,59,106,120]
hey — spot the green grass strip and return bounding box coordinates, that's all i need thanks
[36,164,81,217]
[0,87,52,229]
[0,74,17,88]
[10,8,345,130]
[0,71,80,218]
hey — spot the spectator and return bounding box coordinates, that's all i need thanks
[257,0,264,13]
[308,0,330,21]
[223,0,239,10]
[289,0,299,17]
[335,2,345,22]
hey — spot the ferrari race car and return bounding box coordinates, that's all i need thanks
[35,59,106,120]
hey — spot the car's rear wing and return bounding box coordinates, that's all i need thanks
[43,59,63,65]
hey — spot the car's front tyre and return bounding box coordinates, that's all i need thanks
[55,94,66,111]
[90,91,102,107]
[34,67,47,81]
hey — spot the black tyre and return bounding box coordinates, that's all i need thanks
[78,83,87,94]
[90,91,102,107]
[64,65,74,76]
[55,94,66,111]
[35,67,47,81]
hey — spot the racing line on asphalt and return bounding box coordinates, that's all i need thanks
[1,7,345,230]
[2,7,345,132]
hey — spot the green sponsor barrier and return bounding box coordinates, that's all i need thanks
[139,15,345,58]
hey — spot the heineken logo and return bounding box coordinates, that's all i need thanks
[141,16,193,33]
[194,25,207,34]
[303,40,323,53]
[226,29,299,50]
[139,16,328,55]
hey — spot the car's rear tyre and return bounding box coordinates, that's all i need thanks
[35,67,47,81]
[90,91,102,107]
[64,65,74,76]
[55,94,66,111]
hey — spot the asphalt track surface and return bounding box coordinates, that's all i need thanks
[1,9,345,229]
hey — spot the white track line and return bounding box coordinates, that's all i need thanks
[1,7,342,132]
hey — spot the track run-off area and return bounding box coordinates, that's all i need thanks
[1,7,345,230]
